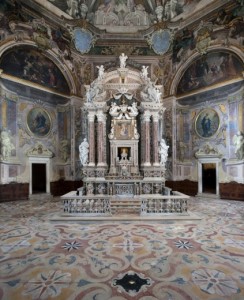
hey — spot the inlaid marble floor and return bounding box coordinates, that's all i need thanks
[0,197,243,300]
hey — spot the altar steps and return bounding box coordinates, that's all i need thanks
[110,198,141,215]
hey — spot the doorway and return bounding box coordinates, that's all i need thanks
[202,163,216,193]
[32,163,46,194]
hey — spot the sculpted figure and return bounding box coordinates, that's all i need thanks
[0,130,15,160]
[127,102,138,117]
[96,65,104,80]
[119,53,128,68]
[79,138,89,166]
[159,138,169,165]
[233,131,244,160]
[141,65,148,78]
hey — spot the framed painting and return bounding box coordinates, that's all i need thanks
[115,120,132,140]
[195,108,220,138]
[27,107,52,137]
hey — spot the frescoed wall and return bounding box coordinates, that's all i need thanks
[177,52,243,95]
[0,46,70,94]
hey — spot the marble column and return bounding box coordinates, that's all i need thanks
[88,112,96,166]
[152,112,160,166]
[97,111,107,166]
[142,110,151,166]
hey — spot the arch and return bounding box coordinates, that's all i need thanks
[0,40,76,95]
[169,45,244,96]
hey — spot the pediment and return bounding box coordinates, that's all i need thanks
[27,143,53,158]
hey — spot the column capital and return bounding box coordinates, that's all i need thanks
[152,112,160,122]
[142,110,151,122]
[96,111,106,123]
[88,112,96,122]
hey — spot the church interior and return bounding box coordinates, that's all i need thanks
[0,0,244,299]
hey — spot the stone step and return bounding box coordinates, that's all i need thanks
[110,199,141,214]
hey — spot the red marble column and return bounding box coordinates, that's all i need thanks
[97,112,107,166]
[143,111,151,166]
[88,112,95,166]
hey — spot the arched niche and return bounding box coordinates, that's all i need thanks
[0,43,74,95]
[169,46,244,97]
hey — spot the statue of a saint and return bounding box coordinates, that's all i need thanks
[119,53,128,68]
[159,138,169,165]
[233,131,244,160]
[79,138,89,166]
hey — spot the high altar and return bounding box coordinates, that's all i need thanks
[62,54,188,215]
[81,54,167,195]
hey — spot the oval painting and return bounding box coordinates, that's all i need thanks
[195,108,220,138]
[27,107,51,137]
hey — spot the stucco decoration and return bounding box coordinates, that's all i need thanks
[26,143,53,158]
[72,27,96,54]
[195,143,222,158]
[148,29,172,55]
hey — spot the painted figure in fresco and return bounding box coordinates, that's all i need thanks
[79,138,89,166]
[60,139,69,162]
[119,53,128,68]
[0,130,15,160]
[201,113,211,137]
[159,138,169,166]
[33,112,48,134]
[233,131,244,160]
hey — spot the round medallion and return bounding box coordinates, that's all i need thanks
[27,107,52,138]
[195,108,220,138]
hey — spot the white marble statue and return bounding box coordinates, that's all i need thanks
[119,53,128,68]
[141,65,148,78]
[109,102,120,117]
[0,130,15,160]
[127,102,138,117]
[154,87,162,103]
[159,138,169,165]
[79,138,89,166]
[85,81,100,102]
[233,131,244,160]
[96,65,104,80]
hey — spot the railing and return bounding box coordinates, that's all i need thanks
[61,192,111,215]
[140,192,189,215]
[61,191,189,216]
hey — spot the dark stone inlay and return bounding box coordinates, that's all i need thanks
[112,271,151,295]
